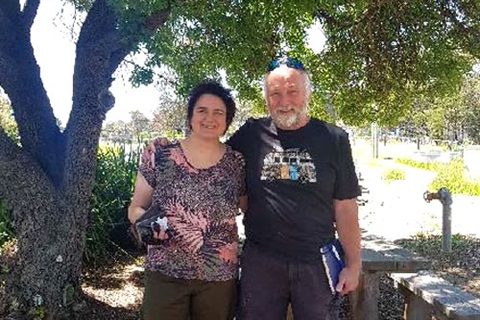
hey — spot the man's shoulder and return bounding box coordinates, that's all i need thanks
[234,116,271,136]
[310,118,346,135]
[241,116,270,128]
[227,117,270,151]
[309,118,348,138]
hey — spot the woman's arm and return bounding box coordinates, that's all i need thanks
[128,172,154,224]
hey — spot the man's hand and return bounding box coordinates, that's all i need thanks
[336,265,360,295]
[141,137,170,168]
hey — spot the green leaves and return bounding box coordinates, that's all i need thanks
[85,144,140,266]
[314,0,478,125]
[69,0,480,126]
[396,158,480,196]
[0,98,19,144]
[396,73,480,143]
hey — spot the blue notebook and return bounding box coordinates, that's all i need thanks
[320,239,345,294]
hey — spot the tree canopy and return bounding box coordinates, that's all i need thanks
[109,0,480,126]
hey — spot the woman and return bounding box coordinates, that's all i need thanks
[128,80,246,320]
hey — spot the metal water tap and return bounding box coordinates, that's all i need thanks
[423,187,453,252]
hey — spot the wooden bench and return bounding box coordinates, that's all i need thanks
[390,272,480,320]
[349,234,430,320]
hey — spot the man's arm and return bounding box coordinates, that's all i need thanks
[334,197,361,295]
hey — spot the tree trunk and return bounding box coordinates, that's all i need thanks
[0,1,169,318]
[0,132,88,318]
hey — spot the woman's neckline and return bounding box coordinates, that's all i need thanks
[177,139,228,171]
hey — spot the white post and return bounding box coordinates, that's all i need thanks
[371,122,379,159]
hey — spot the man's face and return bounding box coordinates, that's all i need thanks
[265,65,309,130]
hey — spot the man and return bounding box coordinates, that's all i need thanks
[227,57,361,320]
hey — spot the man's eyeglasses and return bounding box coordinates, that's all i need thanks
[266,57,305,72]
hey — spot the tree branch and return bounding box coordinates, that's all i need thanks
[108,3,171,77]
[0,1,65,187]
[0,0,20,20]
[437,2,480,54]
[68,0,171,123]
[63,0,171,200]
[21,0,40,32]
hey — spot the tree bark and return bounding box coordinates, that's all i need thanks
[0,132,73,317]
[0,0,170,318]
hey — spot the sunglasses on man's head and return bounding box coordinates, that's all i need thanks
[266,57,305,72]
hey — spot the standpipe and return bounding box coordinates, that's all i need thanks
[423,187,453,252]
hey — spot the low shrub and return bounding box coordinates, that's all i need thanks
[381,168,406,181]
[84,144,140,266]
[396,158,442,172]
[429,159,480,196]
[396,158,480,196]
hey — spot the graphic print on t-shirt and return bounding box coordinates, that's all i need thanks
[261,146,317,183]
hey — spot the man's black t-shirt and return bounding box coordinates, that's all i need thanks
[227,117,360,262]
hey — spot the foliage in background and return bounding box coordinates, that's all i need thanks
[381,168,406,181]
[429,159,480,196]
[150,90,187,136]
[1,144,140,264]
[396,158,480,195]
[84,144,140,266]
[227,99,267,135]
[0,97,19,144]
[0,200,14,247]
[396,158,443,172]
[105,0,480,127]
[313,1,480,127]
[101,120,131,143]
[396,73,480,143]
[129,110,151,143]
[462,73,480,144]
[0,98,17,246]
[102,110,153,144]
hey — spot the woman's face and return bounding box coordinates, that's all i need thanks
[189,93,227,140]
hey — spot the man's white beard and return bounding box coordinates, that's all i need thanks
[274,111,300,128]
[271,103,307,129]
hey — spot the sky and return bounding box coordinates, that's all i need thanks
[27,0,325,125]
[30,0,162,125]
